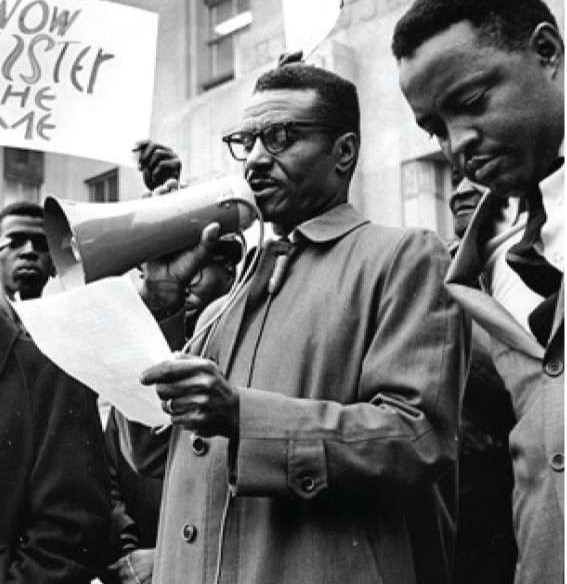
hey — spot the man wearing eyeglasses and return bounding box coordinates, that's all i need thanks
[139,60,468,584]
[0,201,54,301]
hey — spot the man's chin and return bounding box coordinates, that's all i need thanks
[14,278,46,299]
[481,162,536,199]
[488,177,531,199]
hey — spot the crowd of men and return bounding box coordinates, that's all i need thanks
[0,0,562,583]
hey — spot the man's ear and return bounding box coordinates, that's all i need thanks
[334,132,359,176]
[530,22,564,77]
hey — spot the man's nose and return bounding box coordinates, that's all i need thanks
[447,122,480,163]
[245,136,272,169]
[19,239,37,255]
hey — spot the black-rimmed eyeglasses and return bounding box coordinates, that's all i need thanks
[222,120,347,161]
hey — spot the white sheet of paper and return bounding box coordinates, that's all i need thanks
[13,276,171,427]
[282,0,342,56]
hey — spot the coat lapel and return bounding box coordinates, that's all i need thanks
[547,278,564,349]
[445,192,545,360]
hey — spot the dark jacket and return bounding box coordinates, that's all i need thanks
[0,314,111,583]
[105,407,169,557]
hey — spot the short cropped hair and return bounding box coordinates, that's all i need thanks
[392,0,559,59]
[254,63,361,139]
[0,201,44,225]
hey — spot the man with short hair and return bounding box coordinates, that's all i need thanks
[139,61,467,584]
[0,201,54,300]
[393,1,564,582]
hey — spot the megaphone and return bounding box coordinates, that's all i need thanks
[44,176,256,290]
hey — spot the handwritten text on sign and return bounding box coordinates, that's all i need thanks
[0,0,158,165]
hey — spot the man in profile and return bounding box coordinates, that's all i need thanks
[138,60,467,584]
[393,0,564,581]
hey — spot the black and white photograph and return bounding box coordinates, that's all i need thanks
[0,1,563,583]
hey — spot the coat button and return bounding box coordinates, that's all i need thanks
[181,523,198,543]
[192,435,209,456]
[551,453,564,472]
[300,476,315,493]
[544,360,563,377]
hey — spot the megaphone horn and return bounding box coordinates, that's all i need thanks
[44,176,256,290]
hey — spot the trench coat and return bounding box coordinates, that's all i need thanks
[153,204,468,584]
[445,192,564,584]
[0,313,111,583]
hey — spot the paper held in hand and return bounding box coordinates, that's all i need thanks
[12,276,171,428]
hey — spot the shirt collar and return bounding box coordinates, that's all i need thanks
[293,203,370,243]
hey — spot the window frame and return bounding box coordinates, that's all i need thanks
[85,168,119,203]
[200,0,252,92]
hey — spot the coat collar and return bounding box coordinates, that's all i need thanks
[210,203,369,374]
[445,191,546,360]
[294,203,370,244]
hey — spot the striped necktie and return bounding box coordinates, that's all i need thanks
[505,186,562,346]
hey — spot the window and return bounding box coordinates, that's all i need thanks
[401,157,453,242]
[202,0,252,91]
[4,147,44,186]
[86,169,119,202]
[2,147,43,204]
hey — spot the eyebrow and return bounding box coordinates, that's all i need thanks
[439,71,492,110]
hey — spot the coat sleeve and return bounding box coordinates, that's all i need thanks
[232,230,470,499]
[7,342,111,584]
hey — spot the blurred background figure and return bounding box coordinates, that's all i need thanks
[449,169,484,241]
[448,168,517,584]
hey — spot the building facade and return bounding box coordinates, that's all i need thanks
[0,0,564,243]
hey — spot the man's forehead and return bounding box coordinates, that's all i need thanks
[0,214,45,236]
[398,21,488,98]
[241,88,319,128]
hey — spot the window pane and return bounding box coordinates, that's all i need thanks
[92,181,105,202]
[108,173,118,202]
[215,35,233,77]
[215,0,232,25]
[87,170,119,203]
[237,0,250,12]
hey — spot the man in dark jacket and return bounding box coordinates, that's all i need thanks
[0,309,111,583]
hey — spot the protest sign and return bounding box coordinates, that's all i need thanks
[282,0,342,56]
[0,0,158,165]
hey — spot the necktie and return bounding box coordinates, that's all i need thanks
[506,187,562,346]
[246,239,293,311]
[505,188,562,298]
[528,292,559,347]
